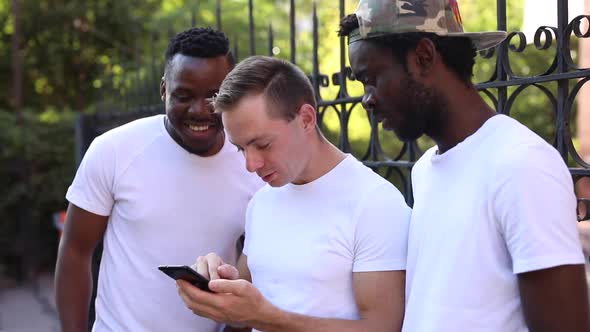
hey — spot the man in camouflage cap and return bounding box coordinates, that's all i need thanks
[340,0,590,331]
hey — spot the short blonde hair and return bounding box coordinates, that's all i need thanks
[213,56,316,121]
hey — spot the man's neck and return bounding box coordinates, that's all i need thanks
[292,136,346,185]
[430,85,496,154]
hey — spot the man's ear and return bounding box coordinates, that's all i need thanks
[160,76,166,102]
[408,37,437,78]
[299,104,317,132]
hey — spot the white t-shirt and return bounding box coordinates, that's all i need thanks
[403,114,585,332]
[243,155,411,330]
[66,115,263,332]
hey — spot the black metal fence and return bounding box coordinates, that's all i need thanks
[83,0,590,207]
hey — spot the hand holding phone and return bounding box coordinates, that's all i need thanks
[158,265,212,292]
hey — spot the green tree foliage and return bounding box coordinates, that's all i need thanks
[0,109,76,275]
[1,0,164,111]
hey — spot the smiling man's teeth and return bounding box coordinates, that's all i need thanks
[188,124,209,131]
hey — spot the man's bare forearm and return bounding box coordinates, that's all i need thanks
[55,246,94,332]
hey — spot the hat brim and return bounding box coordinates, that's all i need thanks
[349,30,507,51]
[447,31,507,51]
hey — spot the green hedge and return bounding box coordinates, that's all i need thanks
[0,109,76,277]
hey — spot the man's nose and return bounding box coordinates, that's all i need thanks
[361,91,376,112]
[188,99,213,114]
[245,150,264,173]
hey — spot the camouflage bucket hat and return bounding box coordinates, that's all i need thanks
[350,0,507,51]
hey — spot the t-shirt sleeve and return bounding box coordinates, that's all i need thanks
[352,183,412,272]
[493,145,585,274]
[65,135,116,216]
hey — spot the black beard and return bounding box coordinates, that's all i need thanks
[394,77,448,142]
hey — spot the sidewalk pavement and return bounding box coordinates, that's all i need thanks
[0,273,60,332]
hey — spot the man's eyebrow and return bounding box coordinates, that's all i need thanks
[246,135,270,146]
[229,135,270,149]
[171,87,219,96]
[171,86,192,93]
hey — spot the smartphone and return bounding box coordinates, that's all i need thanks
[158,265,211,292]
